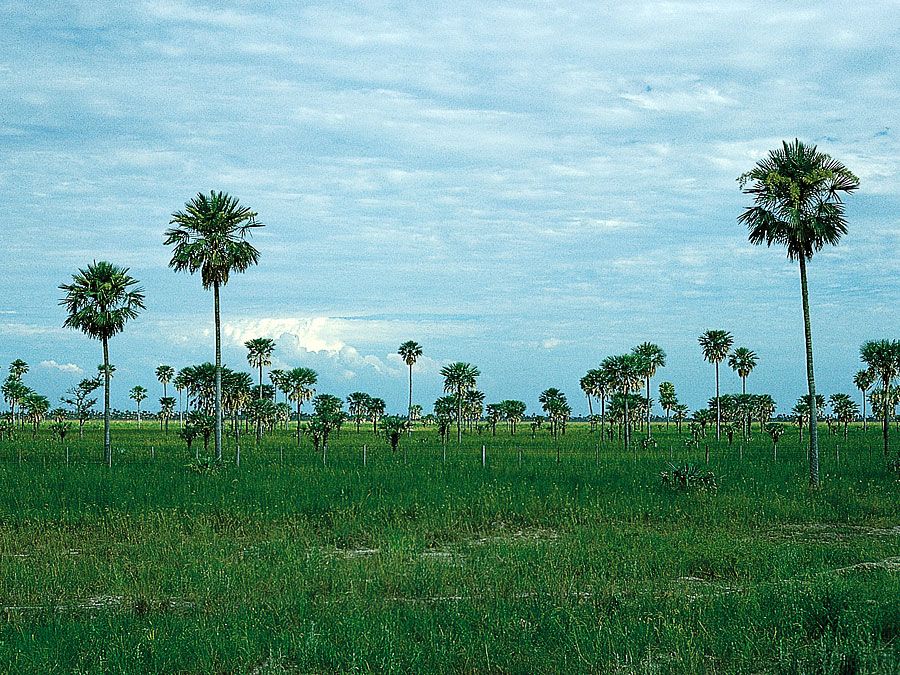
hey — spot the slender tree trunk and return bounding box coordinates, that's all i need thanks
[407,364,413,432]
[586,394,593,430]
[882,378,890,457]
[600,393,605,443]
[646,377,652,439]
[798,255,819,486]
[861,389,867,431]
[214,282,223,462]
[296,400,302,447]
[623,390,630,452]
[456,393,462,444]
[103,336,111,467]
[715,362,721,441]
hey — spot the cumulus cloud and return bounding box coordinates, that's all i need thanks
[40,360,83,374]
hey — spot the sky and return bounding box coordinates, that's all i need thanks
[1,1,898,416]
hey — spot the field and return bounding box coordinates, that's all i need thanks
[0,421,897,673]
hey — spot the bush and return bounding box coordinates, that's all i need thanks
[187,456,222,475]
[660,463,717,492]
[640,437,658,450]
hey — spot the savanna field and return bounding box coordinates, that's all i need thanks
[0,422,897,673]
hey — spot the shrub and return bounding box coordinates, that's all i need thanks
[660,463,717,492]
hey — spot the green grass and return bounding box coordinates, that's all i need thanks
[0,421,897,673]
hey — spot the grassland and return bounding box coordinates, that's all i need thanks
[0,421,897,673]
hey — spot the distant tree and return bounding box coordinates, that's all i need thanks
[501,400,527,435]
[739,139,859,485]
[129,385,148,428]
[398,341,423,428]
[309,394,344,463]
[440,362,480,443]
[367,397,386,433]
[284,367,317,446]
[698,330,734,442]
[381,415,409,459]
[601,354,643,452]
[166,190,263,461]
[155,364,175,399]
[728,347,758,395]
[658,381,678,430]
[159,396,176,434]
[61,376,100,439]
[347,392,372,432]
[829,393,858,438]
[766,423,785,459]
[672,403,689,434]
[860,339,900,456]
[60,261,145,465]
[3,376,30,430]
[632,342,666,438]
[22,392,50,438]
[853,369,875,431]
[486,403,503,436]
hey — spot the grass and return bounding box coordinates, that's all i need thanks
[0,421,897,673]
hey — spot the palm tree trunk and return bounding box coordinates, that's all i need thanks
[103,336,111,467]
[600,393,605,443]
[798,255,819,486]
[623,390,630,452]
[715,362,721,441]
[646,377,652,439]
[456,393,462,444]
[408,364,413,430]
[214,282,223,462]
[882,378,890,457]
[861,389,867,431]
[296,401,302,448]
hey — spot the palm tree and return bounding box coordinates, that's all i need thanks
[347,392,372,432]
[853,369,875,431]
[155,364,175,400]
[601,354,643,452]
[165,191,264,461]
[284,366,317,446]
[658,381,677,430]
[159,396,176,434]
[368,397,386,433]
[22,392,49,438]
[2,376,29,430]
[9,359,28,381]
[860,340,900,457]
[738,140,859,486]
[129,385,148,428]
[632,342,666,438]
[398,341,423,428]
[59,261,145,466]
[440,362,480,443]
[728,347,758,395]
[268,369,285,404]
[245,338,276,397]
[698,330,734,442]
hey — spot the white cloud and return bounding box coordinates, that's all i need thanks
[542,338,562,350]
[40,360,83,375]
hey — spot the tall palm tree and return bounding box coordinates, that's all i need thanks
[853,369,875,431]
[738,139,858,486]
[2,376,29,429]
[698,330,734,442]
[9,359,28,380]
[368,397,386,433]
[860,340,900,457]
[165,191,263,461]
[245,338,276,397]
[439,362,480,443]
[156,365,175,400]
[268,369,285,404]
[658,381,677,430]
[129,385,148,428]
[398,341,423,428]
[728,347,758,395]
[632,342,666,438]
[347,391,372,432]
[60,261,144,466]
[601,354,643,452]
[284,366,317,446]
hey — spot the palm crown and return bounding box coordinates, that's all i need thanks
[738,139,859,261]
[699,330,734,364]
[164,191,263,289]
[398,341,423,367]
[59,261,145,340]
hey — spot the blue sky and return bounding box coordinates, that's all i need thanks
[1,1,898,416]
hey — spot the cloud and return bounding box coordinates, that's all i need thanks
[40,360,83,375]
[542,338,562,350]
